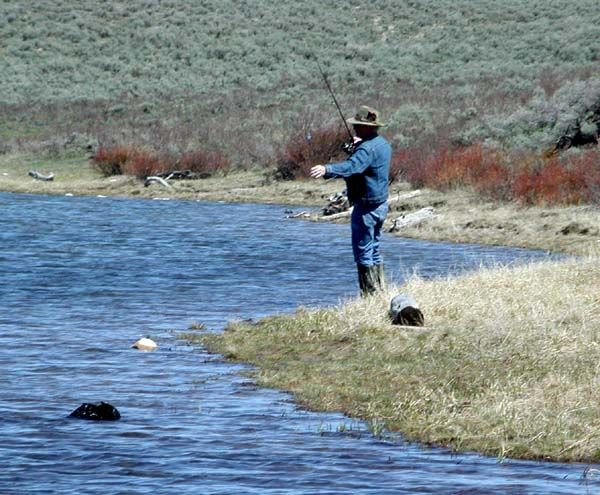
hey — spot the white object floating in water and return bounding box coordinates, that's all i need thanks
[132,337,158,351]
[97,195,107,198]
[65,193,74,197]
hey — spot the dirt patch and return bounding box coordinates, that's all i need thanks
[463,219,493,229]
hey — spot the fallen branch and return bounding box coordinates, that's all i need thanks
[28,170,54,181]
[317,206,353,221]
[318,190,422,222]
[144,176,173,189]
[388,189,421,204]
[287,211,310,219]
[389,206,435,231]
[157,170,203,180]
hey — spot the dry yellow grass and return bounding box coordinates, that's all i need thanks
[382,188,600,257]
[197,257,600,462]
[0,152,341,205]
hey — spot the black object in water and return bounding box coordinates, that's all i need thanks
[69,401,121,421]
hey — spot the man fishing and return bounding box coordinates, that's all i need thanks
[310,105,391,296]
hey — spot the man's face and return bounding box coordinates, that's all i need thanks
[353,124,375,139]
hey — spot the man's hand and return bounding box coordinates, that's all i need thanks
[310,165,326,179]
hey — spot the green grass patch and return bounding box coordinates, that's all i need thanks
[0,153,98,182]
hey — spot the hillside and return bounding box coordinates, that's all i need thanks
[1,0,599,164]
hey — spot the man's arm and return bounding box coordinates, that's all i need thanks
[309,146,371,180]
[324,146,371,178]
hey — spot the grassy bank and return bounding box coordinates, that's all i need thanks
[193,257,600,462]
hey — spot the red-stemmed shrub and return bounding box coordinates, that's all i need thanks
[565,148,600,204]
[537,159,587,204]
[512,148,600,205]
[391,143,600,205]
[473,161,513,201]
[435,145,484,188]
[91,144,231,180]
[389,147,429,184]
[511,169,537,204]
[122,151,175,180]
[91,145,139,177]
[274,125,349,180]
[392,143,496,190]
[179,149,231,177]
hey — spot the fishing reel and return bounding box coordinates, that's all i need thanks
[343,140,355,155]
[343,137,361,155]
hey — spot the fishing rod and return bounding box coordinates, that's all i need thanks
[313,56,356,154]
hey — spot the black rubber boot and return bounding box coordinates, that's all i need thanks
[374,263,385,291]
[357,264,378,297]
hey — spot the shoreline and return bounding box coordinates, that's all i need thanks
[5,153,600,462]
[2,152,599,256]
[192,256,600,463]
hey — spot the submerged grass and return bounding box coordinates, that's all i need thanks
[196,258,600,462]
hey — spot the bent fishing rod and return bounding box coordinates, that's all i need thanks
[313,56,356,154]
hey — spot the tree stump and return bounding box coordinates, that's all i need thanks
[389,294,424,326]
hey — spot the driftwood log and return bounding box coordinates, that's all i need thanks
[317,206,354,221]
[389,207,435,232]
[144,176,173,188]
[155,170,206,180]
[323,191,350,216]
[388,189,421,203]
[317,190,422,222]
[390,294,424,326]
[286,210,310,219]
[28,170,54,181]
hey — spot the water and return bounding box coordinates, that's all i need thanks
[0,192,596,495]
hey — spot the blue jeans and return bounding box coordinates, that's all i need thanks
[351,201,388,266]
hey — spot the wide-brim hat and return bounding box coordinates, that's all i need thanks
[346,105,384,127]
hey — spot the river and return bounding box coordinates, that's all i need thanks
[0,192,596,494]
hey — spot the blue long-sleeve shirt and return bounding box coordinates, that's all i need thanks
[324,135,391,206]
